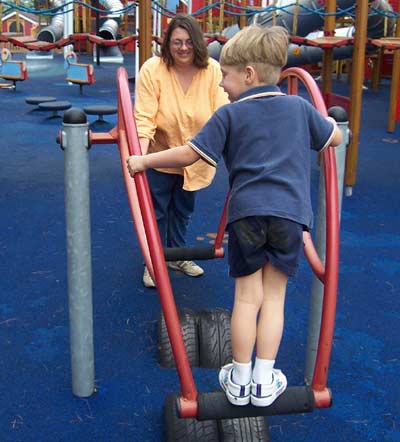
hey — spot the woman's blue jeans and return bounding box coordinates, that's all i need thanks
[146,168,195,248]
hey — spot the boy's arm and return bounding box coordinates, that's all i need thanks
[326,116,342,147]
[126,145,201,177]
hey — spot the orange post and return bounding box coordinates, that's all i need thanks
[16,0,20,33]
[321,0,336,96]
[344,0,368,193]
[138,0,153,68]
[239,0,247,29]
[219,0,225,33]
[387,50,400,132]
[387,3,400,132]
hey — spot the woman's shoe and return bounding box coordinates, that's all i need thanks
[142,266,156,288]
[167,260,204,276]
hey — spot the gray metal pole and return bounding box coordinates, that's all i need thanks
[62,108,95,397]
[304,107,350,385]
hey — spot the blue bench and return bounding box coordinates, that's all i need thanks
[0,60,28,90]
[66,51,95,95]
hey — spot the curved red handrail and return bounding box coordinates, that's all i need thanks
[303,231,325,282]
[213,192,230,257]
[116,67,198,409]
[114,65,339,415]
[280,67,340,405]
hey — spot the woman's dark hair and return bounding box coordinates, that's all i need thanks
[161,14,209,69]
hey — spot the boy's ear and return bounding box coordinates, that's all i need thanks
[244,65,257,84]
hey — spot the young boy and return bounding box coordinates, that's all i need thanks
[127,25,342,407]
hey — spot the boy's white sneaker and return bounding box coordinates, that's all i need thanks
[219,363,251,406]
[251,369,287,407]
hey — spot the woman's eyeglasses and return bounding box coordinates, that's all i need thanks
[170,39,193,49]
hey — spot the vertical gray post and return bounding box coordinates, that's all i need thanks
[304,106,350,384]
[62,108,95,397]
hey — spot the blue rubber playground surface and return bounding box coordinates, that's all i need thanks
[0,52,399,442]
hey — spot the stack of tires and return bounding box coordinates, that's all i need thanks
[158,308,270,442]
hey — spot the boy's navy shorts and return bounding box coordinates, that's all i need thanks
[227,216,304,278]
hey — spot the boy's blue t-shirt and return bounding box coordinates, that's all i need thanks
[188,84,336,228]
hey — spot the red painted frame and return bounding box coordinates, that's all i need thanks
[280,67,340,407]
[92,66,340,416]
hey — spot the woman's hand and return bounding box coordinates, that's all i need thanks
[126,155,146,177]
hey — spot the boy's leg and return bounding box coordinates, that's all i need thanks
[251,262,288,406]
[231,269,264,363]
[256,262,288,360]
[219,270,263,406]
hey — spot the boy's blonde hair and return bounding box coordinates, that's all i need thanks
[220,25,289,84]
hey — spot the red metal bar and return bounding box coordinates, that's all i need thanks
[287,76,298,95]
[281,67,328,116]
[213,192,230,257]
[303,231,325,283]
[90,130,118,145]
[280,67,339,403]
[116,67,198,409]
[113,65,339,417]
[117,129,153,270]
[312,147,339,396]
[313,388,332,408]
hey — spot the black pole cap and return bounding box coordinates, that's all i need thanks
[63,108,87,124]
[328,106,348,123]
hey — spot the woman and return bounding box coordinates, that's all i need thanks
[134,14,229,288]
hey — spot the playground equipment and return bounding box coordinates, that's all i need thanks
[57,51,345,442]
[59,108,95,398]
[25,96,57,109]
[0,48,28,90]
[208,1,395,68]
[26,0,127,62]
[83,104,118,124]
[38,100,72,117]
[249,0,393,38]
[114,65,341,439]
[65,51,95,94]
[305,106,349,384]
[36,0,65,44]
[64,68,339,441]
[94,0,126,62]
[370,0,400,132]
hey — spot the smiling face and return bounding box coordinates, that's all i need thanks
[219,64,248,101]
[169,27,195,67]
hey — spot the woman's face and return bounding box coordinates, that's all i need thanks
[169,27,194,67]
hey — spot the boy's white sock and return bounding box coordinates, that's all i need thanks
[232,360,252,385]
[252,357,275,384]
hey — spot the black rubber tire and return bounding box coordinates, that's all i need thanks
[218,417,270,442]
[158,308,199,368]
[164,393,220,442]
[198,308,232,368]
